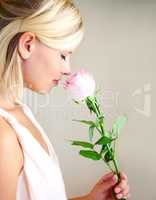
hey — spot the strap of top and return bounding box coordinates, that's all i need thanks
[0,101,21,127]
[0,99,29,128]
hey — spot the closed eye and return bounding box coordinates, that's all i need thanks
[61,54,66,60]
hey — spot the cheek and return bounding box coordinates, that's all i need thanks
[23,59,47,86]
[39,46,62,77]
[23,49,61,85]
[47,57,61,76]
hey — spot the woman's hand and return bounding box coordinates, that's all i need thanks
[86,171,131,200]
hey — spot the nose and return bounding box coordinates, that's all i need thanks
[61,64,71,76]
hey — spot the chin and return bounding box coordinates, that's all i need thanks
[37,87,50,94]
[39,85,55,95]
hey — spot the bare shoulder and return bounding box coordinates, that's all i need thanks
[0,116,24,173]
[0,116,24,200]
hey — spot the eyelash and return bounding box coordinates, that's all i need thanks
[61,54,66,60]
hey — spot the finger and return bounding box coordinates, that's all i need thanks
[120,171,128,180]
[116,192,130,200]
[114,184,129,194]
[122,186,130,196]
[115,186,129,199]
[116,179,127,190]
[116,193,124,199]
[116,187,130,200]
[114,186,122,194]
[100,176,118,192]
[98,172,114,184]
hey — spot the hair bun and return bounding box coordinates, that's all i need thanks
[0,0,42,20]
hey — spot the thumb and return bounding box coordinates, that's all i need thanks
[100,174,118,192]
[98,172,114,184]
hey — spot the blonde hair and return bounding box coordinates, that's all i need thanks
[0,0,84,103]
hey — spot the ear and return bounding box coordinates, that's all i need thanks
[17,32,36,60]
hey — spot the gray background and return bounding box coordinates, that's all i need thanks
[23,1,155,199]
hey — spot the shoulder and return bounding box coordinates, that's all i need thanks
[0,116,24,176]
[0,115,19,146]
[0,116,24,199]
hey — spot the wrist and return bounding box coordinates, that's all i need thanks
[69,193,91,200]
[84,193,91,200]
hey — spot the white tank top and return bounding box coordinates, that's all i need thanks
[0,99,68,200]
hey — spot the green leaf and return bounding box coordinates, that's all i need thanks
[87,95,97,103]
[99,145,107,155]
[104,148,114,162]
[79,150,101,160]
[70,140,94,149]
[98,114,105,122]
[95,136,112,145]
[85,97,97,114]
[89,125,95,142]
[112,114,128,136]
[95,114,104,127]
[104,130,111,138]
[72,119,95,126]
[72,99,80,104]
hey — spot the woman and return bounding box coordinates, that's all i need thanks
[0,0,130,199]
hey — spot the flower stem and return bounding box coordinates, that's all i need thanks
[90,96,126,200]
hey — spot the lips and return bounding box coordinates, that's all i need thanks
[53,79,60,85]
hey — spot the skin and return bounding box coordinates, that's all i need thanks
[18,32,72,94]
[0,32,131,200]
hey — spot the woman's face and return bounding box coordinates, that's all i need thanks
[18,32,75,94]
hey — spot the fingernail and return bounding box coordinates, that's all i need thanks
[116,193,123,199]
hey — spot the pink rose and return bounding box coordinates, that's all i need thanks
[63,69,96,101]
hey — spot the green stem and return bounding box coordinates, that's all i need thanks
[90,97,126,200]
[103,158,114,172]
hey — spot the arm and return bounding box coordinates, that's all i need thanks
[0,119,23,200]
[69,194,90,200]
[68,172,130,200]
